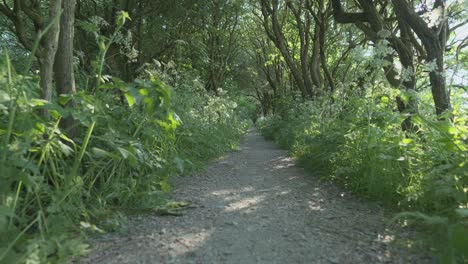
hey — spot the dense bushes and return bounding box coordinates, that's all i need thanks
[0,56,249,262]
[257,86,468,262]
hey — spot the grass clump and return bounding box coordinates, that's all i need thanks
[0,54,249,262]
[257,87,468,262]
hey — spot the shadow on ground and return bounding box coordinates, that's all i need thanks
[81,128,433,264]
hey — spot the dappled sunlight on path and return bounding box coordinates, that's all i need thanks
[82,128,432,264]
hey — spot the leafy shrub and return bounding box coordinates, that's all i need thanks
[258,86,468,262]
[0,54,249,262]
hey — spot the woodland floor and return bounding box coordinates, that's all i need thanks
[81,128,434,264]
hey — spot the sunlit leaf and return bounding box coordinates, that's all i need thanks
[0,90,11,103]
[124,93,135,107]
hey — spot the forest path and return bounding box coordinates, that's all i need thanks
[82,128,432,264]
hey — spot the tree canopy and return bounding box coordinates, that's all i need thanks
[0,0,467,262]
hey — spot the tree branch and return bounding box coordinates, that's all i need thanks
[331,0,368,24]
[391,0,432,41]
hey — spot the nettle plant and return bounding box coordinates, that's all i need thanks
[0,12,186,262]
[257,65,467,262]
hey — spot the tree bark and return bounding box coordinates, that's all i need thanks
[427,50,450,115]
[331,0,423,129]
[261,0,327,98]
[310,27,322,90]
[54,0,77,137]
[317,10,335,92]
[40,0,62,117]
[391,0,451,115]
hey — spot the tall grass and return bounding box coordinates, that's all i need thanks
[257,87,468,262]
[0,29,249,263]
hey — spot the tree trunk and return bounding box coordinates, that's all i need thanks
[261,0,308,98]
[299,25,315,97]
[318,16,335,92]
[427,49,450,115]
[382,53,419,132]
[310,28,322,91]
[40,0,62,113]
[54,0,77,137]
[391,0,451,115]
[393,21,419,131]
[331,0,422,129]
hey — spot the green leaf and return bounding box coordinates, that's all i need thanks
[116,11,131,27]
[80,221,104,233]
[0,90,11,103]
[380,96,390,104]
[412,115,425,125]
[58,94,73,106]
[92,147,110,158]
[138,88,149,96]
[27,99,48,107]
[124,93,135,107]
[117,147,130,159]
[58,141,74,156]
[159,180,172,193]
[117,147,137,167]
[98,39,106,52]
[399,138,413,146]
[168,112,181,128]
[174,157,185,173]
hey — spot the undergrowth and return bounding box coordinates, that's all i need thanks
[0,51,249,262]
[257,86,468,263]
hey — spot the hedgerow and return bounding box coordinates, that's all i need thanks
[257,86,468,262]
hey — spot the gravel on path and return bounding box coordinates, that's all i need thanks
[81,128,433,264]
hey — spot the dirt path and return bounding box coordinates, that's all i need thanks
[82,128,432,264]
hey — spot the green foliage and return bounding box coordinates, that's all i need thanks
[0,52,248,262]
[1,0,466,262]
[258,85,468,262]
